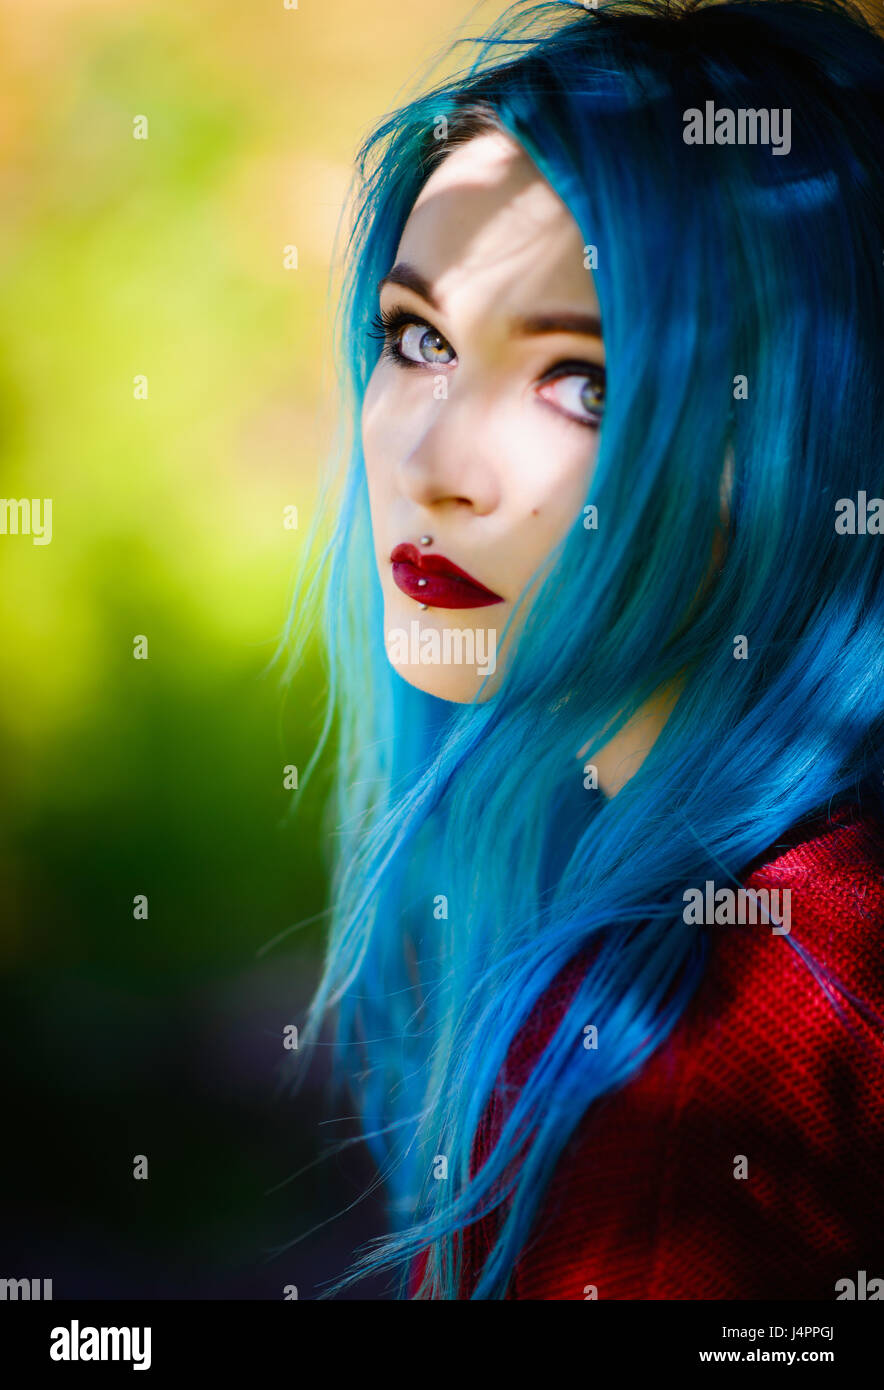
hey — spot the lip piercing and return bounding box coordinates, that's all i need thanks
[417,540,431,607]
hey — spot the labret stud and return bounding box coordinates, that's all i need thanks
[418,537,432,609]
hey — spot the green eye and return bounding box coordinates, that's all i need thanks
[370,305,458,369]
[396,322,456,365]
[537,366,606,427]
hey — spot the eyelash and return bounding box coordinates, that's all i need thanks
[368,304,605,429]
[368,305,432,363]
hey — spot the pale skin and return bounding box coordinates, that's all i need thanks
[361,129,681,799]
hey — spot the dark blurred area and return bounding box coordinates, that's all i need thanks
[0,626,390,1297]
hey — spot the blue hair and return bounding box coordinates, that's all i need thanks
[276,0,884,1298]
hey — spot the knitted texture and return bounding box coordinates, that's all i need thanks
[411,802,884,1299]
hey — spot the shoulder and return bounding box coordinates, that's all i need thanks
[680,798,884,1080]
[732,799,884,1020]
[492,801,884,1298]
[498,801,884,1098]
[741,799,884,919]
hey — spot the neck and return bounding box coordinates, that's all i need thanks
[578,680,682,799]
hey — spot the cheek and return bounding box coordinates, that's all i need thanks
[361,366,420,505]
[361,369,402,532]
[360,367,385,485]
[508,414,599,540]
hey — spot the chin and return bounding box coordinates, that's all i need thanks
[387,660,494,703]
[383,595,502,703]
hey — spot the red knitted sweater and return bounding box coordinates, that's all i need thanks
[410,801,884,1299]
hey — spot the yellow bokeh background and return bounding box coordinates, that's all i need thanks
[0,0,478,1297]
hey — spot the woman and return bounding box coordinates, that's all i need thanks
[280,0,884,1299]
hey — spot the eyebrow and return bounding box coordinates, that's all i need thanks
[377,262,603,341]
[377,262,441,309]
[510,310,603,340]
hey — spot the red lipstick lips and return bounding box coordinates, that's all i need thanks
[390,542,504,609]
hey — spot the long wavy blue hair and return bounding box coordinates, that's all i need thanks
[276,0,884,1298]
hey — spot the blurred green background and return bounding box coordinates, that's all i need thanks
[0,0,477,1299]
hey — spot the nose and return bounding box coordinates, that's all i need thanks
[394,380,502,516]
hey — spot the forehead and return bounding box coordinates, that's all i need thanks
[394,131,597,316]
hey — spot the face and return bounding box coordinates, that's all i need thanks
[361,129,605,702]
